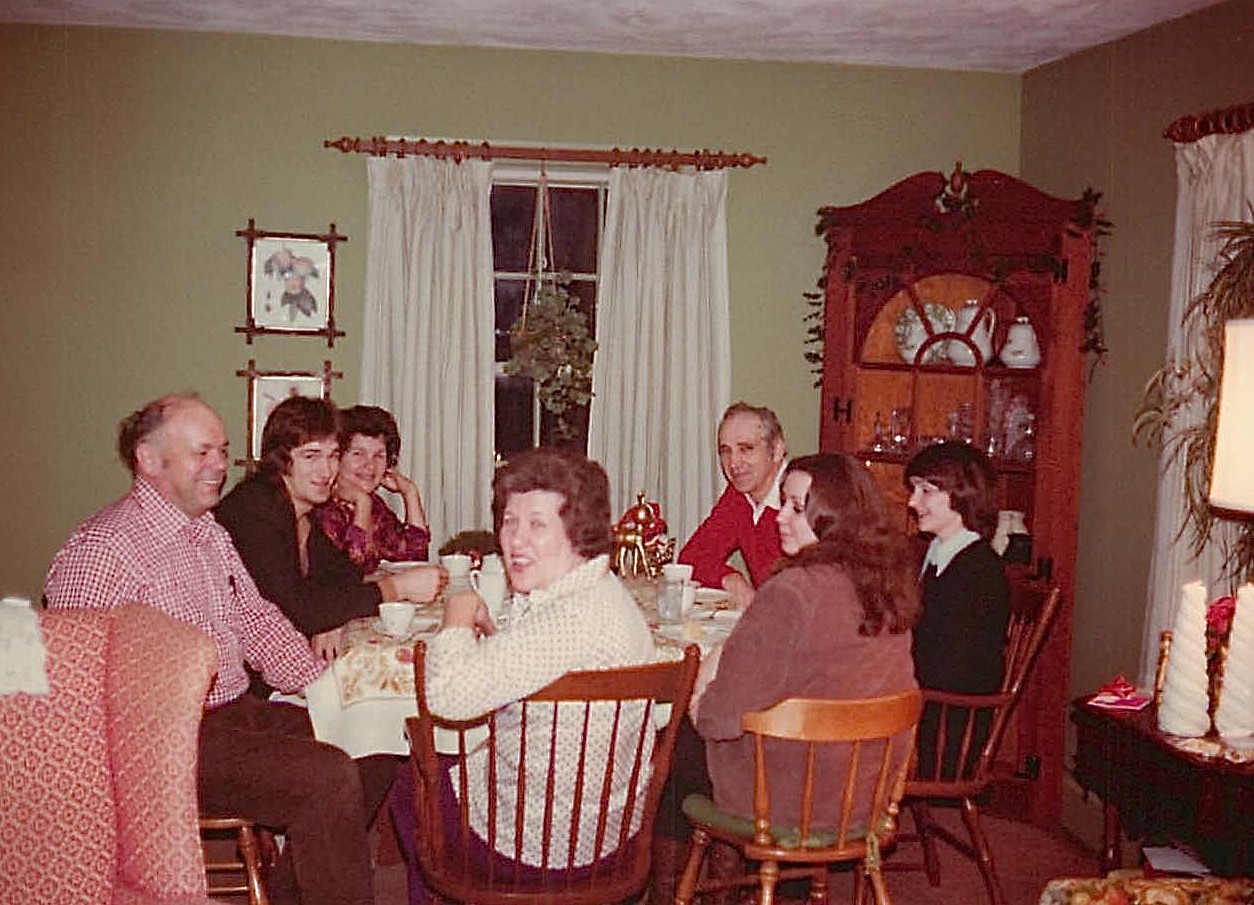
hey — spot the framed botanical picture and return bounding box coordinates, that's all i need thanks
[236,219,347,346]
[237,360,342,463]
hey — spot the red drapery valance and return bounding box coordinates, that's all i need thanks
[1164,100,1254,144]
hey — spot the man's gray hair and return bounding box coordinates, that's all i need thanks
[720,401,784,448]
[117,392,202,474]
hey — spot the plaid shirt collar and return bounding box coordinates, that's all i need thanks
[131,477,219,544]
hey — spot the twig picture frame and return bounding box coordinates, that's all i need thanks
[237,360,343,464]
[236,219,347,346]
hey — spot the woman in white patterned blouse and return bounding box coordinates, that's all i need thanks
[391,447,656,904]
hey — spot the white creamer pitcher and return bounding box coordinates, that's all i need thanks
[949,299,995,367]
[1001,316,1041,369]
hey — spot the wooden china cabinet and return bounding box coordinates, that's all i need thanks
[814,165,1098,825]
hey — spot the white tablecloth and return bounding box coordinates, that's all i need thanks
[305,589,737,758]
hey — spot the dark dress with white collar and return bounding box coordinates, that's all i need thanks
[912,538,1010,778]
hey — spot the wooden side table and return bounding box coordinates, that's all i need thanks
[1070,698,1254,877]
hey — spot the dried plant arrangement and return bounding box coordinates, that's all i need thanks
[1134,219,1254,584]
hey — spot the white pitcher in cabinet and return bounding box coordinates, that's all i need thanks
[1001,316,1041,369]
[949,299,995,367]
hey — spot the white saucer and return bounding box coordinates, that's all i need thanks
[693,587,731,606]
[372,615,440,638]
[379,560,426,573]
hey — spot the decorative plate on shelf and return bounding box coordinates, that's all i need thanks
[895,302,954,365]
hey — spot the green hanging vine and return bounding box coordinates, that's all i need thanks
[503,276,597,442]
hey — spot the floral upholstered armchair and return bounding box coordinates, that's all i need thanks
[0,604,219,905]
[1039,870,1254,905]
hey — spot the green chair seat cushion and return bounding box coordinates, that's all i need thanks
[681,794,866,850]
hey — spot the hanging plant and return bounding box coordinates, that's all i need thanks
[504,276,597,442]
[1133,219,1254,585]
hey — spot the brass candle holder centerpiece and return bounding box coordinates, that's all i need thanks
[612,492,675,580]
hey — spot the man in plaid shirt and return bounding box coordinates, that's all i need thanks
[45,393,378,905]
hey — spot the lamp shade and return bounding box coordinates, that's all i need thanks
[1210,318,1254,512]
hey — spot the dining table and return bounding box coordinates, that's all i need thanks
[304,576,737,758]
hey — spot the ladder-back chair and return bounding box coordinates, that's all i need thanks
[900,582,1063,905]
[675,689,923,905]
[405,641,699,905]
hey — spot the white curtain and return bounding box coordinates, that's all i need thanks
[588,167,731,544]
[1140,130,1254,686]
[359,156,496,551]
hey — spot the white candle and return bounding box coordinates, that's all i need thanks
[1158,580,1211,737]
[1215,582,1254,737]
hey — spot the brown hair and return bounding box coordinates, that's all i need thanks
[492,447,613,559]
[117,392,201,474]
[719,401,785,449]
[340,405,402,466]
[903,442,998,538]
[259,396,340,478]
[779,453,920,635]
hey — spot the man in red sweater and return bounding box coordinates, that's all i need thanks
[678,402,786,610]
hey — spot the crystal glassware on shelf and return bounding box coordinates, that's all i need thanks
[947,401,975,444]
[985,378,1010,459]
[1002,393,1034,463]
[889,406,912,453]
[870,411,887,452]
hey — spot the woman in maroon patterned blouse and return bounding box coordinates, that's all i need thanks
[315,405,431,574]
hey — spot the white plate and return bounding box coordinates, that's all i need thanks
[655,624,710,643]
[379,560,426,573]
[710,610,742,627]
[693,587,730,606]
[895,302,954,365]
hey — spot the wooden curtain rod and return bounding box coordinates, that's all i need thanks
[1164,100,1254,143]
[323,135,766,170]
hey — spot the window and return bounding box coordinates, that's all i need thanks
[490,168,606,459]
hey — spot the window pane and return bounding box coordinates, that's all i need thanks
[540,404,590,454]
[491,185,537,272]
[494,279,528,362]
[496,375,536,458]
[565,279,599,336]
[548,187,600,274]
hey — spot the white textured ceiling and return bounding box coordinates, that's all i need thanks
[0,0,1228,73]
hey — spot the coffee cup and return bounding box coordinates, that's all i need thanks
[661,563,693,584]
[471,568,508,620]
[378,601,417,637]
[440,553,473,584]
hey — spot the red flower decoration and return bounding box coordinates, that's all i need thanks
[1207,595,1236,635]
[1205,595,1236,662]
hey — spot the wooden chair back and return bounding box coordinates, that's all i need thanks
[405,641,700,905]
[675,690,922,905]
[893,582,1062,905]
[740,690,924,861]
[198,816,271,905]
[907,581,1062,798]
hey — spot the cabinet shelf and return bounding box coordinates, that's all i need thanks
[856,360,1042,378]
[855,447,1035,474]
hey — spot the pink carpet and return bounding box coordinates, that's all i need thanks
[373,805,1100,904]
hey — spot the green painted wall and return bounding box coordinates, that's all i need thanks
[1022,0,1254,699]
[0,24,1019,600]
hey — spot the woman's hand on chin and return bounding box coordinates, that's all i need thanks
[443,589,496,638]
[332,477,373,509]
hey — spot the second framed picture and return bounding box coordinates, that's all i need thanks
[238,360,342,463]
